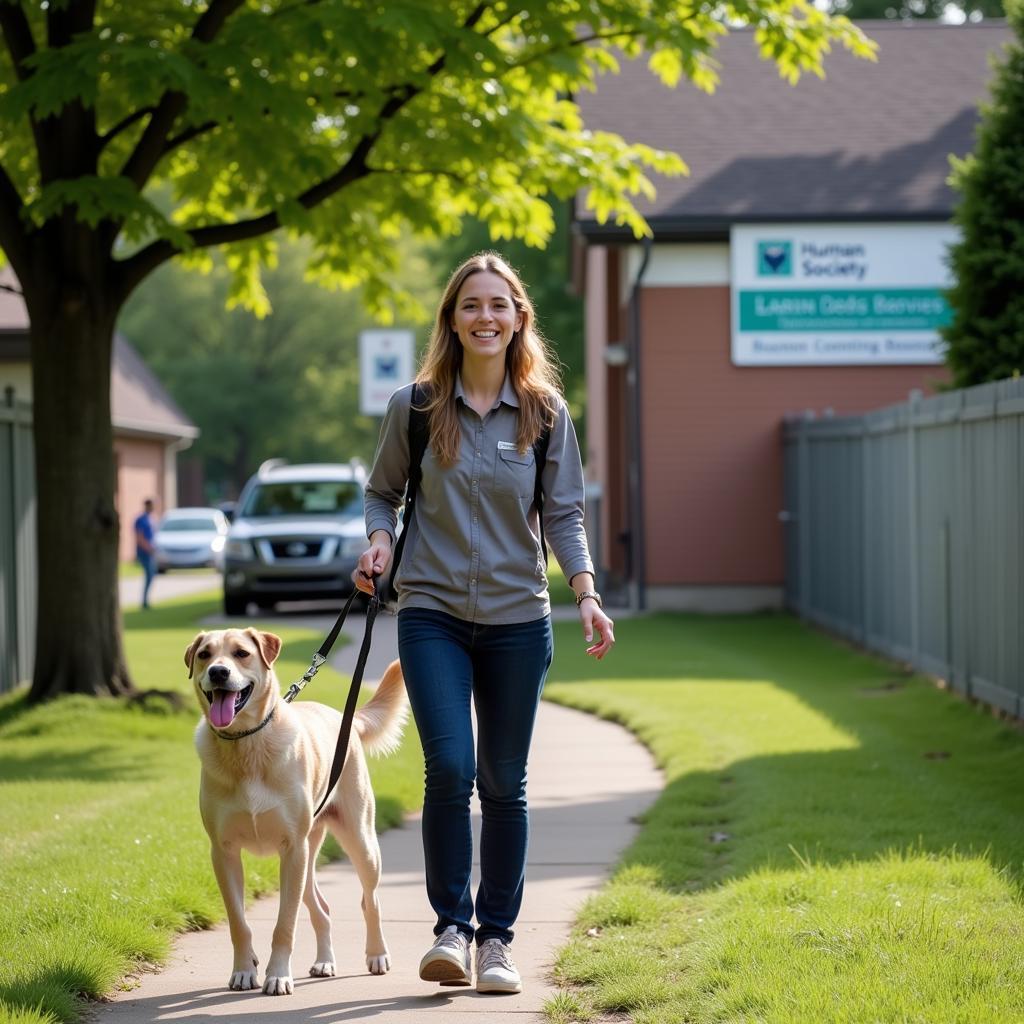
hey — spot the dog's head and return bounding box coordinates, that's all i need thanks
[184,628,282,730]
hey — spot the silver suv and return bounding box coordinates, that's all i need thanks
[222,460,368,616]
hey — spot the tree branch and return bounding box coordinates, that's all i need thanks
[0,1,36,82]
[162,118,220,155]
[119,0,246,190]
[510,27,649,72]
[98,106,156,150]
[112,2,490,302]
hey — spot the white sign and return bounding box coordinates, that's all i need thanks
[730,223,957,366]
[359,329,415,416]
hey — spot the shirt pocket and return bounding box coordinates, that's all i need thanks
[493,447,535,498]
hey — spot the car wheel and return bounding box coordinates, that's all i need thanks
[255,601,276,614]
[223,593,248,616]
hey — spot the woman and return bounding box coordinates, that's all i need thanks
[355,251,614,995]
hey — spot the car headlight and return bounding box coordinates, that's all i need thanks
[211,535,226,553]
[225,538,255,560]
[339,537,367,558]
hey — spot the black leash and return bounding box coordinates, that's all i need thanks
[281,579,384,818]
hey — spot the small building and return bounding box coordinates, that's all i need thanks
[573,21,1010,611]
[0,269,198,562]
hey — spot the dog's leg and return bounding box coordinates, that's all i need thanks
[303,824,336,977]
[263,837,309,995]
[210,845,260,991]
[334,815,390,975]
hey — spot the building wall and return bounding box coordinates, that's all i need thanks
[639,283,948,587]
[114,437,167,563]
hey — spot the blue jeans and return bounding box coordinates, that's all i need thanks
[138,551,156,607]
[397,607,553,946]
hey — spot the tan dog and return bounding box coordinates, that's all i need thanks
[185,627,407,995]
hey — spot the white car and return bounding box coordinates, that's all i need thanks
[154,507,230,571]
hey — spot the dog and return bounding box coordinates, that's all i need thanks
[184,627,408,995]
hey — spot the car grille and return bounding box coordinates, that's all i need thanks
[268,539,324,559]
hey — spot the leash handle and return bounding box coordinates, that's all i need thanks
[312,578,382,817]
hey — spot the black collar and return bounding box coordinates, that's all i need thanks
[208,703,277,741]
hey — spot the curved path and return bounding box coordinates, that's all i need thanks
[99,611,662,1024]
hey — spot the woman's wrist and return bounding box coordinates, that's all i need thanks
[369,529,393,549]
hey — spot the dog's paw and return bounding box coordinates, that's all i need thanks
[263,974,294,996]
[309,960,336,977]
[366,951,391,975]
[228,968,259,991]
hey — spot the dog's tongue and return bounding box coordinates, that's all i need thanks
[209,690,236,729]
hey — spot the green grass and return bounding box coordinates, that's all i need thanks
[543,613,1024,1024]
[546,560,577,606]
[0,591,423,1024]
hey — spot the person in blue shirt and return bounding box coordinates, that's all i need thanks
[134,498,157,609]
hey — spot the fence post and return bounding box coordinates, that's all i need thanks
[907,389,922,668]
[798,410,815,618]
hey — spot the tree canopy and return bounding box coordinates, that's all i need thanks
[0,0,874,701]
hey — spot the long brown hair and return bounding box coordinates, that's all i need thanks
[416,252,562,466]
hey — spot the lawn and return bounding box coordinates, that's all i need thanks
[0,592,423,1024]
[543,613,1024,1024]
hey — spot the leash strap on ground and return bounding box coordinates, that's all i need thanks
[310,583,382,818]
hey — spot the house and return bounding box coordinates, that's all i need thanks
[0,267,198,562]
[572,21,1011,610]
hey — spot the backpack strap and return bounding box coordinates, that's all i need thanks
[386,382,429,599]
[533,421,552,564]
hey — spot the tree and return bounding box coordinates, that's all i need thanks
[942,0,1024,386]
[0,1,874,701]
[120,236,438,495]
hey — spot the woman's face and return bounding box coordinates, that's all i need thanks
[450,271,523,363]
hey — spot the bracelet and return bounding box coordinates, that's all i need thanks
[575,590,602,608]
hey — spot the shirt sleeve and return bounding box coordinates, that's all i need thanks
[364,385,412,544]
[541,399,594,584]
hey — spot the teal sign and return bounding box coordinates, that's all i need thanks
[738,288,951,332]
[756,241,793,277]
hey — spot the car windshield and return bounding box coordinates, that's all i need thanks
[241,481,364,518]
[160,517,219,532]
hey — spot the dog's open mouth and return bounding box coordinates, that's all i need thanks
[204,683,254,729]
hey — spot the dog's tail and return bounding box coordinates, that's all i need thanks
[354,659,409,757]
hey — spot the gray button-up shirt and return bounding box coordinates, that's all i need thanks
[364,376,594,624]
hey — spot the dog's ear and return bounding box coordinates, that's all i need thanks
[247,628,282,668]
[184,632,206,679]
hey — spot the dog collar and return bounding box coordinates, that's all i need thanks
[208,703,277,741]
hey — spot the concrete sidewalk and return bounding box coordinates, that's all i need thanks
[99,612,659,1024]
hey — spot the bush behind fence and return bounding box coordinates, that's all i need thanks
[783,376,1023,716]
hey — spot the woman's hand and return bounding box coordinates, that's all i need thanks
[580,598,615,660]
[354,532,393,595]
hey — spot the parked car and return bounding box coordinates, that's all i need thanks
[154,507,230,571]
[222,460,368,616]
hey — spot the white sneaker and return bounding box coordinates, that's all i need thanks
[418,925,472,986]
[475,938,522,994]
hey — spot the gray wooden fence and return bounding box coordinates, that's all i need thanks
[783,376,1023,716]
[0,388,35,694]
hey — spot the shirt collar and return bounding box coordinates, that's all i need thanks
[454,371,520,410]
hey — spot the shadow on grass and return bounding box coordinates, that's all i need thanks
[548,612,1024,896]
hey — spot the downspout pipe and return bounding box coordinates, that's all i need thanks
[627,236,653,611]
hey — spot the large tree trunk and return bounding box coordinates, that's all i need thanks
[26,266,135,701]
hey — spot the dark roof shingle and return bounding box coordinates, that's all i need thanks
[575,21,1011,237]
